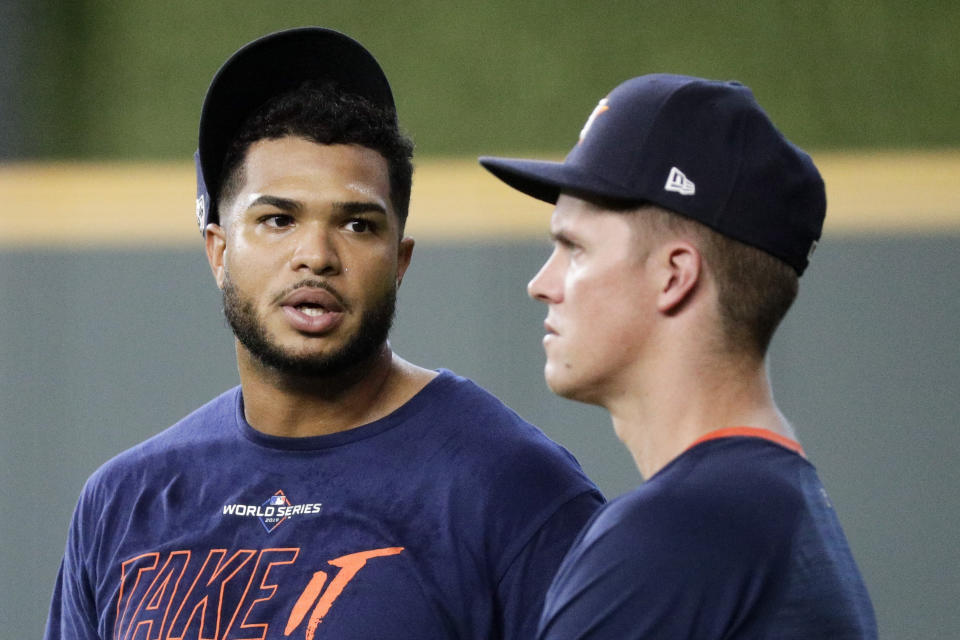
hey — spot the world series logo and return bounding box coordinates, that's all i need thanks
[222,490,323,533]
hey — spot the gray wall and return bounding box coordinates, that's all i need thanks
[3,235,958,638]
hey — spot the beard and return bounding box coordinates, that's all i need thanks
[222,275,397,379]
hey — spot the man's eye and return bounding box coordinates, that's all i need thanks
[261,214,294,228]
[346,219,374,233]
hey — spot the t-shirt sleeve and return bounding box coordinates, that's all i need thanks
[45,490,101,640]
[495,490,604,640]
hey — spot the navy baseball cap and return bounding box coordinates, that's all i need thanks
[195,27,396,233]
[479,74,825,275]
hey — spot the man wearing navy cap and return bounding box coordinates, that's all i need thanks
[44,28,603,640]
[481,75,877,638]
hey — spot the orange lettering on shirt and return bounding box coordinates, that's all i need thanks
[285,547,404,640]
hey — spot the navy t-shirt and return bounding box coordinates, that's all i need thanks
[46,370,603,639]
[538,430,877,639]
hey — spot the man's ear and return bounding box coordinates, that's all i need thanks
[396,236,415,287]
[655,241,702,314]
[204,223,227,290]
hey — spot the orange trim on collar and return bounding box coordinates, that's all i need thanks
[685,427,806,458]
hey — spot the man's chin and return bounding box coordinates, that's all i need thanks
[246,343,368,379]
[544,364,575,398]
[544,364,602,406]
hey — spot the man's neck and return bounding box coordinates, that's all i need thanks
[608,351,793,479]
[236,343,436,438]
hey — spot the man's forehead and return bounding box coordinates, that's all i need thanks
[550,194,607,229]
[244,137,389,178]
[549,194,649,249]
[220,144,394,228]
[240,140,390,197]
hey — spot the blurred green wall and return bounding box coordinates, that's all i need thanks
[19,0,960,160]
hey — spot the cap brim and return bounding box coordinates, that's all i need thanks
[479,156,638,206]
[198,27,395,225]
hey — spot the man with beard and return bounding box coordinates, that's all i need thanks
[45,28,603,640]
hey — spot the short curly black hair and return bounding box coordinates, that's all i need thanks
[218,81,414,231]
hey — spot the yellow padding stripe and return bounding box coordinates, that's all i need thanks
[1,152,958,247]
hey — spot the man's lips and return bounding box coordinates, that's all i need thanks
[543,319,558,336]
[279,286,345,312]
[542,319,559,346]
[277,286,346,334]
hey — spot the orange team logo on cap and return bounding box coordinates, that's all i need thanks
[579,97,610,143]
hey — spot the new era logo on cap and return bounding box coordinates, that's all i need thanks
[665,167,695,196]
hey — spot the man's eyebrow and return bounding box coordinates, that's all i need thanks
[246,195,302,212]
[550,229,574,245]
[334,201,388,216]
[244,196,387,217]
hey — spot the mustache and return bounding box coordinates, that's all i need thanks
[271,279,349,310]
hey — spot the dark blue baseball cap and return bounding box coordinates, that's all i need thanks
[479,74,825,275]
[195,27,396,234]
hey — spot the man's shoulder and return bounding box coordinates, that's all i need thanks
[426,370,587,470]
[421,369,601,504]
[577,440,819,576]
[420,369,527,423]
[543,439,876,640]
[673,437,811,518]
[578,439,811,561]
[82,387,240,493]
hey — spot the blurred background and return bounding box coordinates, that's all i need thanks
[2,1,958,637]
